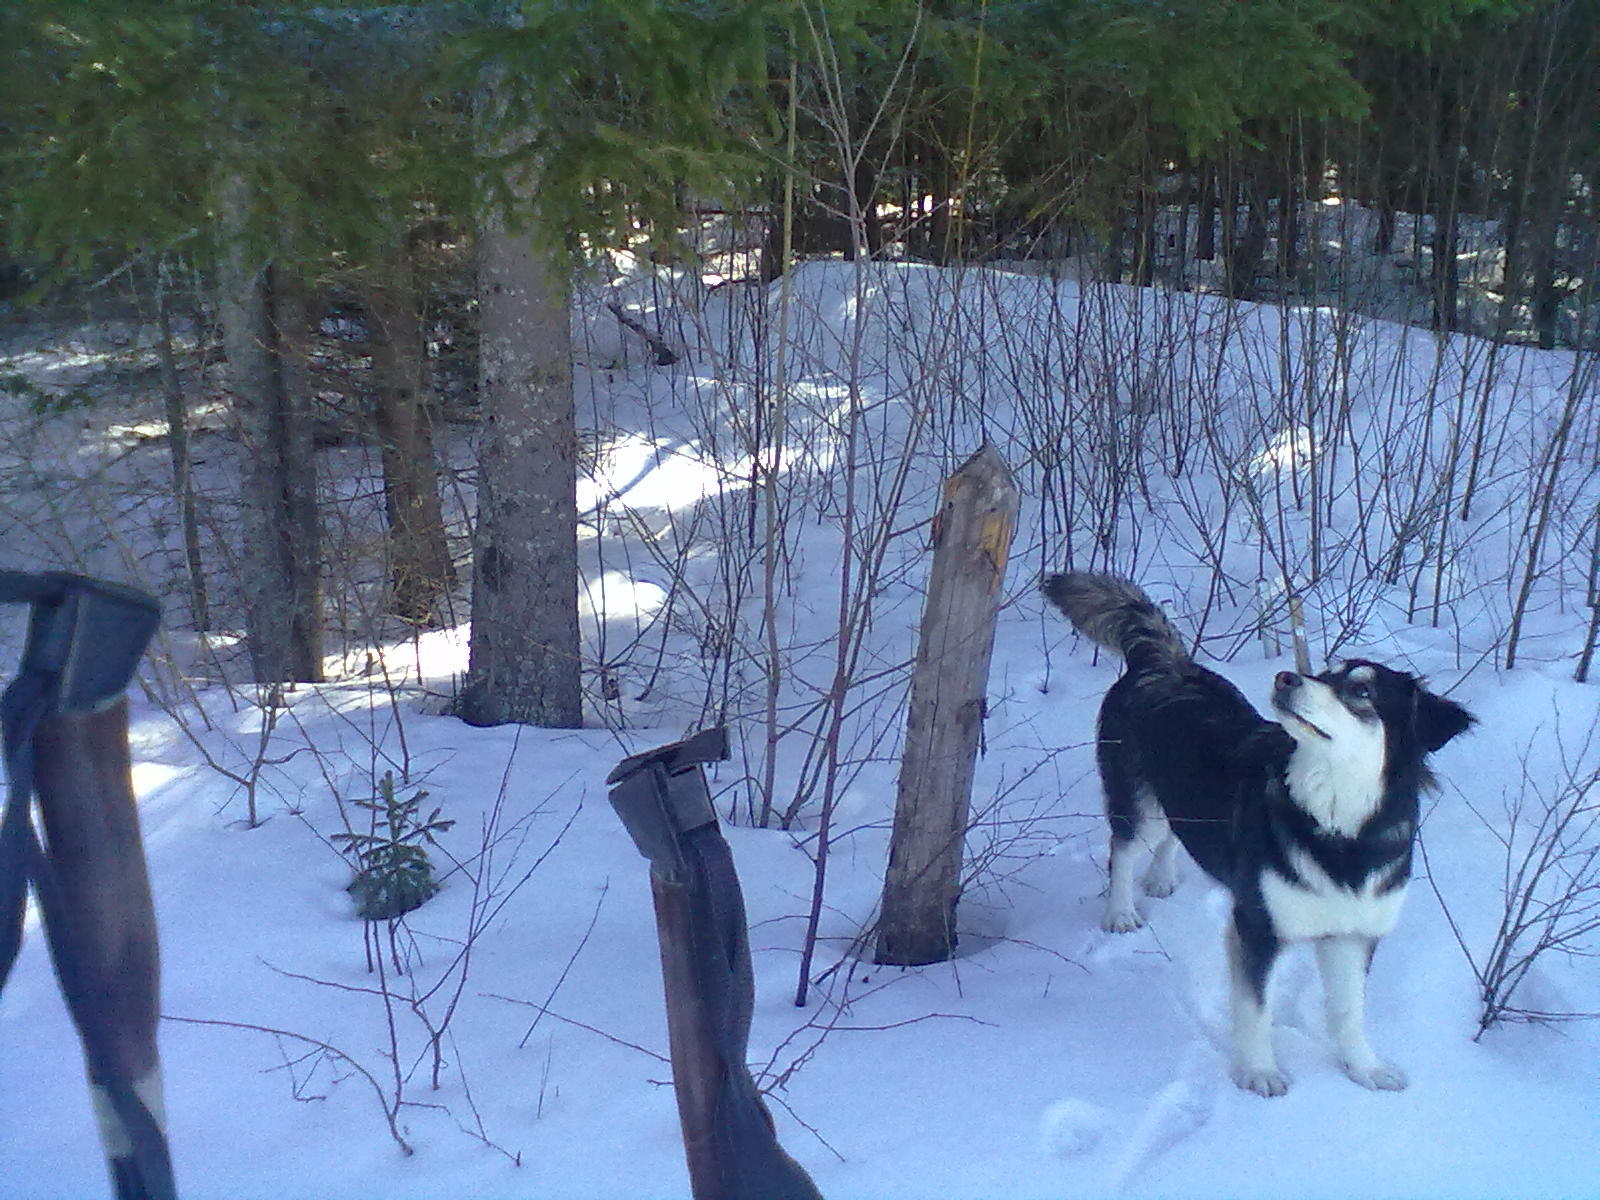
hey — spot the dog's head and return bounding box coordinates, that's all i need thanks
[1272,659,1476,779]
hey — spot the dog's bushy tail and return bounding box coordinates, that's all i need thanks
[1042,571,1189,673]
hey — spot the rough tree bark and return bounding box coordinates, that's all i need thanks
[1374,195,1397,255]
[1226,170,1271,301]
[1132,184,1159,287]
[360,245,456,625]
[1431,202,1461,334]
[216,172,324,686]
[1529,191,1563,351]
[458,213,582,727]
[875,445,1018,966]
[1277,163,1300,281]
[153,263,209,632]
[1195,162,1218,261]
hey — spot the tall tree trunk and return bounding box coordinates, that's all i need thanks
[929,189,952,266]
[361,246,456,625]
[216,172,323,687]
[1195,162,1217,261]
[153,262,209,633]
[1500,183,1526,304]
[759,175,787,283]
[1431,204,1461,333]
[1102,214,1126,284]
[459,215,582,727]
[852,157,883,258]
[1226,167,1270,300]
[1132,185,1158,287]
[1174,189,1192,290]
[1374,195,1396,255]
[1529,188,1563,350]
[1277,160,1300,281]
[928,129,956,265]
[269,263,324,679]
[1218,158,1239,277]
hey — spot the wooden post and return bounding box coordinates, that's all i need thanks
[1,573,171,1199]
[649,870,727,1199]
[876,445,1018,966]
[607,729,821,1200]
[32,699,173,1200]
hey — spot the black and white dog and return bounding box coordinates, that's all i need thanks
[1044,572,1474,1097]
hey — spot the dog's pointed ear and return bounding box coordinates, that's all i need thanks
[1414,688,1475,753]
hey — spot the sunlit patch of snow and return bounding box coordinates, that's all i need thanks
[585,428,732,515]
[581,571,667,624]
[1251,424,1315,475]
[102,419,170,440]
[132,761,188,796]
[102,401,230,444]
[0,346,118,374]
[581,430,745,513]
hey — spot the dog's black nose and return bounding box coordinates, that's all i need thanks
[1275,671,1301,689]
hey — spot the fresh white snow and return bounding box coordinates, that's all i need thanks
[2,259,1597,1199]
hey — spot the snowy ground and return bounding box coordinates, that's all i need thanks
[2,258,1598,1199]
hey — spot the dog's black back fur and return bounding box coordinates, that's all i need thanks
[1044,571,1474,891]
[1098,659,1292,886]
[1045,571,1290,884]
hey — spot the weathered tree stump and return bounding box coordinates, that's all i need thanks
[875,444,1018,966]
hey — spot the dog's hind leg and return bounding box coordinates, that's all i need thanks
[1227,914,1288,1096]
[1103,826,1145,932]
[1099,747,1152,931]
[1316,935,1408,1091]
[1103,788,1169,931]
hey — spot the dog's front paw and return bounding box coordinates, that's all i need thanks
[1343,1060,1409,1091]
[1102,906,1144,933]
[1231,1064,1291,1098]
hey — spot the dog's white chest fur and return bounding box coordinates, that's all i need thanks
[1260,851,1409,941]
[1284,724,1387,837]
[1266,717,1401,940]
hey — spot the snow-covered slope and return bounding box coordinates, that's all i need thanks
[1,262,1596,1199]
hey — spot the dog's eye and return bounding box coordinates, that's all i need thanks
[1348,682,1370,700]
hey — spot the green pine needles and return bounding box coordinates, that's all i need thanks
[334,772,455,922]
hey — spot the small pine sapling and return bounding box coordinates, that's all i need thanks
[334,772,455,921]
